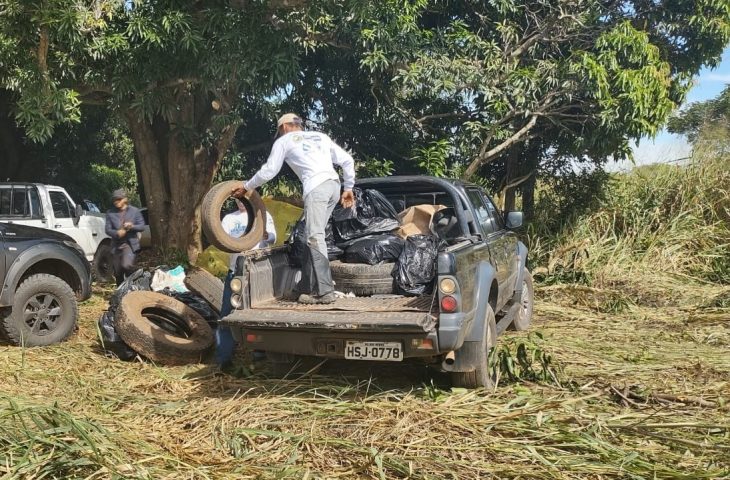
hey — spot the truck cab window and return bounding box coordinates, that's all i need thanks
[0,189,11,216]
[481,193,505,231]
[466,189,497,235]
[49,191,73,218]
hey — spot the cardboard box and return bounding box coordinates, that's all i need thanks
[395,204,445,238]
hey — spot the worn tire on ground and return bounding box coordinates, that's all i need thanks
[0,273,78,346]
[201,180,266,253]
[92,241,115,283]
[115,291,214,366]
[184,267,224,314]
[451,305,497,390]
[330,260,396,296]
[510,268,534,331]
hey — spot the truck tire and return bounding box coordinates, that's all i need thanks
[451,305,497,390]
[330,261,396,296]
[510,268,534,331]
[201,180,266,253]
[0,274,78,347]
[115,291,214,366]
[184,267,224,314]
[92,242,115,283]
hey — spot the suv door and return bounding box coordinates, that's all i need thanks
[479,191,519,303]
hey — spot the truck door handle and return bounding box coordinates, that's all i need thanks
[54,224,62,228]
[92,232,98,236]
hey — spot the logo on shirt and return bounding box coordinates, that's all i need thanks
[292,134,303,142]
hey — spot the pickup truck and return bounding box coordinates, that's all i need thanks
[0,183,127,281]
[0,222,91,346]
[222,176,533,388]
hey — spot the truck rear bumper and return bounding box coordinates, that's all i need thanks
[229,327,441,359]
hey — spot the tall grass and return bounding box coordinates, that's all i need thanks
[530,134,730,289]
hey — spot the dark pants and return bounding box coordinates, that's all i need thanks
[113,243,136,286]
[216,270,236,366]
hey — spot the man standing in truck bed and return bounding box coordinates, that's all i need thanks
[105,189,145,285]
[231,113,356,304]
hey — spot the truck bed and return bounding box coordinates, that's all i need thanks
[224,294,438,332]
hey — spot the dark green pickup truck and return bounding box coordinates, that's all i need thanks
[222,176,533,388]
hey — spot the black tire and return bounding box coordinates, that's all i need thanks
[0,274,78,347]
[330,260,396,296]
[451,305,497,390]
[92,242,115,283]
[184,267,224,314]
[201,180,267,253]
[510,268,534,331]
[116,291,214,366]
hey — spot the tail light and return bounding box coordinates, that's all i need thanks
[441,295,458,312]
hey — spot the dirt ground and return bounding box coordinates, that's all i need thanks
[1,282,728,479]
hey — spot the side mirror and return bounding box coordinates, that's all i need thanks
[505,211,523,229]
[73,204,83,226]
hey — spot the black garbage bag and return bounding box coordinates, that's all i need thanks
[394,235,439,296]
[331,188,400,244]
[344,234,405,265]
[288,218,342,266]
[161,289,219,328]
[100,269,153,360]
[98,311,136,361]
[109,269,152,311]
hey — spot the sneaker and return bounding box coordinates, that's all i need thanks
[297,292,336,304]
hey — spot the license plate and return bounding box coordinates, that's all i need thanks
[344,341,403,362]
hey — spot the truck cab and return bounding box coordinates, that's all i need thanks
[222,176,533,388]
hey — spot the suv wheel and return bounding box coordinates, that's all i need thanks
[451,305,497,390]
[0,274,78,346]
[92,242,115,283]
[510,268,534,331]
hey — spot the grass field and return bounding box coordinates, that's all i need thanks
[1,277,728,479]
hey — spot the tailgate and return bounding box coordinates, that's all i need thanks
[222,295,437,332]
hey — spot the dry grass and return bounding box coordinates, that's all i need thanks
[1,279,728,479]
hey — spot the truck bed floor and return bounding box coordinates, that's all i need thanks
[252,294,435,313]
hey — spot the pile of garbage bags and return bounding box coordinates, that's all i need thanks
[284,186,443,297]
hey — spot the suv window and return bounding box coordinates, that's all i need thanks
[49,191,73,218]
[466,188,498,236]
[0,186,41,217]
[481,193,505,230]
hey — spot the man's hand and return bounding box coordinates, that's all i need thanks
[117,228,127,238]
[340,190,355,209]
[123,221,133,229]
[231,185,248,199]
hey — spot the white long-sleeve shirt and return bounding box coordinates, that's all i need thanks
[244,131,356,198]
[221,210,277,271]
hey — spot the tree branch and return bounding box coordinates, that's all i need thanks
[463,115,539,179]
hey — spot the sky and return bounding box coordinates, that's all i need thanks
[610,46,730,172]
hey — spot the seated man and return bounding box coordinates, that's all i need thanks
[216,198,277,367]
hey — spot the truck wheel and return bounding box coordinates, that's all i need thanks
[451,305,497,390]
[510,268,534,331]
[184,267,224,314]
[92,242,115,283]
[0,274,78,346]
[202,180,267,253]
[330,261,396,296]
[115,291,214,366]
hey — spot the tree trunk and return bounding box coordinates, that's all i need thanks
[124,91,237,262]
[0,90,28,180]
[503,147,518,212]
[521,169,536,221]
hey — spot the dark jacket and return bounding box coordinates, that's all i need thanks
[105,205,145,251]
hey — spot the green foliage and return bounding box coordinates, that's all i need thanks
[493,332,563,386]
[531,143,730,286]
[668,84,730,143]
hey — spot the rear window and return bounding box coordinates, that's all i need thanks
[0,186,42,217]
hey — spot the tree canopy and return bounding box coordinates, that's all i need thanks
[1,0,729,255]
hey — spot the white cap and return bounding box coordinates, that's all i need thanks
[277,113,302,128]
